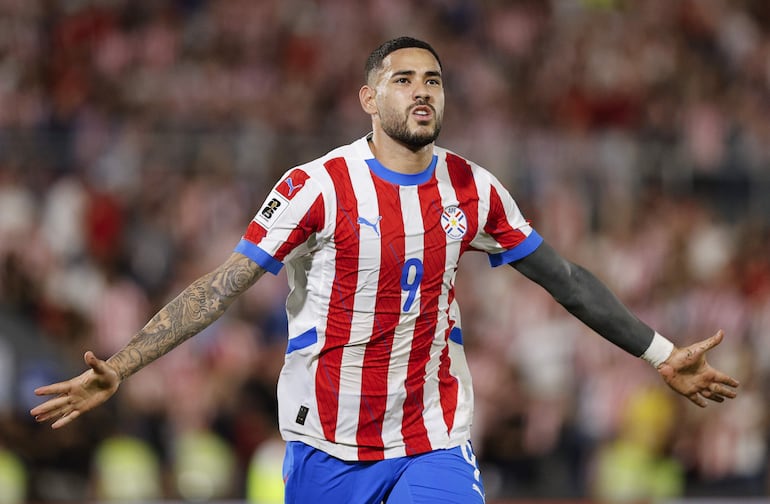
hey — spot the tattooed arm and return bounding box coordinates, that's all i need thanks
[30,253,266,429]
[108,253,265,380]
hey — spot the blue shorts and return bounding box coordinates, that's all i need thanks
[282,440,485,504]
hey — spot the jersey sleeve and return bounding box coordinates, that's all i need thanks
[471,172,542,267]
[234,168,325,274]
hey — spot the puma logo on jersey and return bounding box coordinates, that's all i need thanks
[357,215,382,237]
[276,170,308,200]
[284,177,304,197]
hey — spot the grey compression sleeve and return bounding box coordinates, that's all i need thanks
[510,240,655,357]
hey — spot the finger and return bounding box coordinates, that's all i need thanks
[34,406,70,423]
[32,405,66,423]
[695,329,725,353]
[51,409,81,430]
[84,351,105,372]
[34,398,80,424]
[709,382,738,399]
[713,384,737,399]
[84,351,116,378]
[29,395,71,417]
[34,382,71,397]
[689,393,707,408]
[701,390,724,403]
[714,373,740,389]
[31,402,74,422]
[32,409,57,423]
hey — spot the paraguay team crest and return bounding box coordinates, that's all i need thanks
[441,205,467,240]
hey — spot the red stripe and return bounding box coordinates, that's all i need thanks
[274,194,324,261]
[356,178,403,460]
[439,326,458,434]
[316,158,359,443]
[400,178,445,455]
[486,185,526,248]
[243,221,267,244]
[244,191,324,261]
[446,154,479,252]
[275,168,310,200]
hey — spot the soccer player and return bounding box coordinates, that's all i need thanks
[30,37,739,503]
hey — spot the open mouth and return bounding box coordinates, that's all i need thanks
[411,105,434,121]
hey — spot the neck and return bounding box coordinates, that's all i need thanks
[368,129,434,174]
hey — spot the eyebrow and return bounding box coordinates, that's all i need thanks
[391,69,442,79]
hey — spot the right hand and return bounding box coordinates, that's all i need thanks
[657,330,739,407]
[30,351,121,429]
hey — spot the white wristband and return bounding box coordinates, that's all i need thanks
[641,332,675,368]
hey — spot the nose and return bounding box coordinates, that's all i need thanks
[413,82,431,102]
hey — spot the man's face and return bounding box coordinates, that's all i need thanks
[369,48,444,149]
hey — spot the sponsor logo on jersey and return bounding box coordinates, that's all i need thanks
[262,198,282,218]
[441,205,467,239]
[256,193,289,228]
[357,215,382,237]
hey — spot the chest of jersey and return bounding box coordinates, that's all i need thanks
[329,172,477,316]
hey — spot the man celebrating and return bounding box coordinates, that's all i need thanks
[31,37,739,503]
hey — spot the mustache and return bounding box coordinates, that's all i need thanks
[408,100,436,114]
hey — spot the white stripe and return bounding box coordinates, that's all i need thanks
[277,164,335,448]
[435,153,475,440]
[418,158,462,447]
[333,158,382,444]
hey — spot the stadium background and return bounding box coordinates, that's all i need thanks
[1,0,769,502]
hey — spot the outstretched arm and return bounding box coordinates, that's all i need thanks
[511,241,739,407]
[31,252,267,428]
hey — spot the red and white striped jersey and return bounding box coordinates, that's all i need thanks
[235,135,542,461]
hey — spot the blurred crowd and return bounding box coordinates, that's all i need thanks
[1,0,770,502]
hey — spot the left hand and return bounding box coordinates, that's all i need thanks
[30,351,121,429]
[657,330,739,407]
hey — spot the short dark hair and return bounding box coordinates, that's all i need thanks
[364,36,442,84]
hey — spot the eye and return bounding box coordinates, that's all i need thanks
[395,77,410,84]
[427,78,442,86]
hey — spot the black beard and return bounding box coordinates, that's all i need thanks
[382,120,442,150]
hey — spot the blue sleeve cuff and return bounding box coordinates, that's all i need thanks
[234,239,283,275]
[488,230,543,267]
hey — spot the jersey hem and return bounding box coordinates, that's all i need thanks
[279,431,472,462]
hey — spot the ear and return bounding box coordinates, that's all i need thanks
[359,85,378,115]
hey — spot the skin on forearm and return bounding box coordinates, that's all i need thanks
[107,253,266,381]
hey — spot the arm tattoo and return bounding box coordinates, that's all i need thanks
[107,254,266,381]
